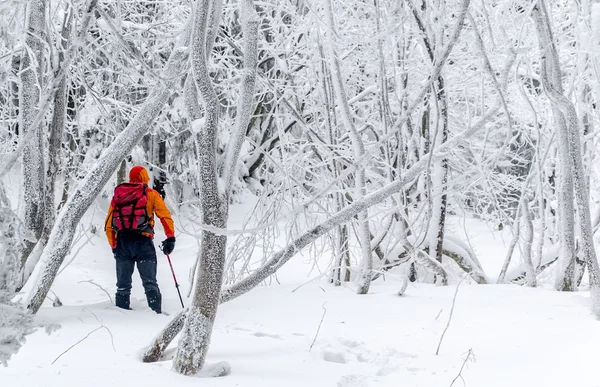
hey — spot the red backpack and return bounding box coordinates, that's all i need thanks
[111,183,151,233]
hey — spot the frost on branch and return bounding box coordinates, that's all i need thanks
[0,205,33,364]
[0,290,34,366]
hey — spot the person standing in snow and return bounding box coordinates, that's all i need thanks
[104,165,176,313]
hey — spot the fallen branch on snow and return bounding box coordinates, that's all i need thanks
[449,348,476,387]
[78,280,113,305]
[51,323,115,365]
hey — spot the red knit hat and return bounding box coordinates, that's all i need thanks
[129,165,150,184]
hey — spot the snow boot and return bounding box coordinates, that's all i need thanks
[146,289,162,314]
[115,293,131,310]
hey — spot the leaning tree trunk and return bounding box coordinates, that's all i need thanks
[19,0,47,271]
[172,0,258,375]
[24,44,190,313]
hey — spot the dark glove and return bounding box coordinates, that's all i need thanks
[161,236,176,255]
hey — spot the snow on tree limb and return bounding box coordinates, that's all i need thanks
[0,0,99,179]
[321,0,373,294]
[221,0,259,195]
[220,52,514,303]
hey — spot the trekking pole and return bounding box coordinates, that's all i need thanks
[165,253,185,308]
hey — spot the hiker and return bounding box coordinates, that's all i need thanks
[104,165,176,313]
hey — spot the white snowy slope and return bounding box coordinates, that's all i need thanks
[2,203,600,387]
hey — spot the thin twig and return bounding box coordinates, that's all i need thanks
[78,280,113,304]
[291,272,330,293]
[436,275,467,355]
[85,309,116,352]
[449,348,475,387]
[51,324,115,365]
[309,303,327,351]
[49,290,63,307]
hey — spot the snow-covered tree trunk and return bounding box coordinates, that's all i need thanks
[17,9,75,292]
[25,44,190,313]
[428,88,449,268]
[18,0,47,270]
[322,0,373,295]
[315,24,350,286]
[407,0,450,274]
[172,0,227,373]
[534,1,600,310]
[521,196,536,287]
[172,0,258,375]
[532,1,577,291]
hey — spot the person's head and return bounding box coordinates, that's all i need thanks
[129,165,150,185]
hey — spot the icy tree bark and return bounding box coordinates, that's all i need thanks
[521,197,536,287]
[533,2,600,304]
[18,0,47,269]
[172,0,226,374]
[315,22,350,286]
[322,0,373,294]
[17,10,75,292]
[221,0,258,193]
[407,0,450,274]
[143,309,186,362]
[25,45,190,313]
[172,0,258,375]
[532,2,577,291]
[497,205,521,284]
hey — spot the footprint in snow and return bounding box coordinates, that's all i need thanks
[253,332,282,339]
[337,374,369,387]
[231,326,250,332]
[320,338,415,382]
[323,350,347,364]
[339,339,362,348]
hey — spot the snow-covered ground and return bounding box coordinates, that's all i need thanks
[2,202,599,387]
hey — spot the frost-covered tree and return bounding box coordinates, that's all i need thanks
[532,0,600,307]
[172,0,258,375]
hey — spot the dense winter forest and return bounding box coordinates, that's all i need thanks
[2,0,600,383]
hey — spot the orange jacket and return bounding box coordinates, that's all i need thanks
[105,166,175,248]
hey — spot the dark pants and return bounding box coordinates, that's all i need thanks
[115,233,160,301]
